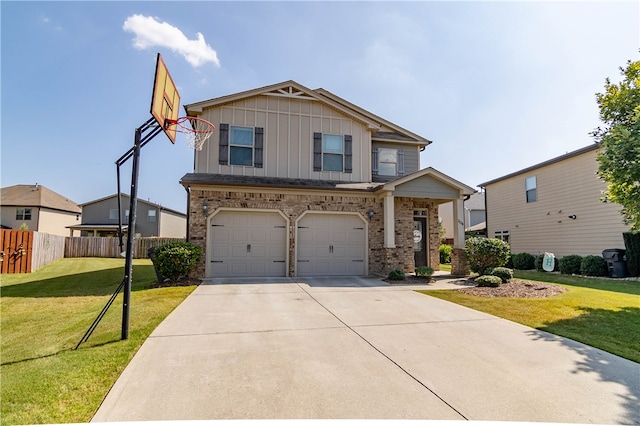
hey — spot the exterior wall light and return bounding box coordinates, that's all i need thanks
[368,207,375,221]
[203,201,209,217]
[568,215,577,220]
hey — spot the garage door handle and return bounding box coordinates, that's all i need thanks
[247,244,251,253]
[329,245,333,253]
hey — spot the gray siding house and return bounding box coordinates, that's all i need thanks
[180,81,475,278]
[69,194,186,238]
[479,144,629,257]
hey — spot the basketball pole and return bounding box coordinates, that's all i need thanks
[75,117,162,349]
[121,118,163,340]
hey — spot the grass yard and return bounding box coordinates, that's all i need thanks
[421,270,640,363]
[0,257,196,425]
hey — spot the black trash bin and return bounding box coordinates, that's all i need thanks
[602,249,628,278]
[147,246,165,283]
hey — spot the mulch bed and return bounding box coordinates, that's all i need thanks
[386,276,566,298]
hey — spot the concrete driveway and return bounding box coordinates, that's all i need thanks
[92,276,640,423]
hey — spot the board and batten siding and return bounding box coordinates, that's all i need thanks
[485,148,629,258]
[195,95,370,182]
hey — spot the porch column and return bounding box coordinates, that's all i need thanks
[383,192,395,248]
[453,198,465,249]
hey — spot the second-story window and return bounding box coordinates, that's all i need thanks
[313,133,352,173]
[372,147,404,177]
[148,210,157,223]
[218,123,264,168]
[525,176,537,203]
[109,209,119,220]
[16,208,32,220]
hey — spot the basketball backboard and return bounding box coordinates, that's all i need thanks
[150,53,181,143]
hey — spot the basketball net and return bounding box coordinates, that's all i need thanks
[166,117,216,151]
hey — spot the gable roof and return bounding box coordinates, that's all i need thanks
[184,80,431,147]
[0,184,81,213]
[80,193,186,216]
[382,167,476,196]
[479,143,599,187]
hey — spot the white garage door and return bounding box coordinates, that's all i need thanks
[209,211,287,277]
[297,213,366,276]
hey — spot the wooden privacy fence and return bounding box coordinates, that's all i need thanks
[32,232,66,272]
[64,237,185,259]
[1,230,33,274]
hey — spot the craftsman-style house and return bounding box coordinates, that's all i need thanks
[180,81,474,278]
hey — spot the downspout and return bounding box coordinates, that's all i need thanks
[480,185,487,237]
[183,185,191,242]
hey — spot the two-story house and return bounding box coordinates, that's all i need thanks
[479,143,630,257]
[180,81,475,278]
[68,194,187,238]
[0,184,81,236]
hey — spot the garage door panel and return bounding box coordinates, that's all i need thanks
[297,213,366,276]
[209,211,287,277]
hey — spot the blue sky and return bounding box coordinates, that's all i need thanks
[2,1,639,212]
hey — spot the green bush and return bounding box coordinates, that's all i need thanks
[465,237,510,275]
[511,253,535,270]
[623,232,640,276]
[489,267,513,283]
[439,244,452,264]
[388,269,405,280]
[559,255,583,275]
[534,254,545,271]
[416,266,434,277]
[154,241,202,282]
[580,255,609,277]
[475,275,502,287]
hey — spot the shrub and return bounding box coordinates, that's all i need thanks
[623,232,640,276]
[416,266,434,277]
[580,255,609,277]
[489,267,513,283]
[534,254,545,271]
[439,244,452,264]
[154,241,202,282]
[559,255,583,275]
[388,269,405,280]
[465,237,510,275]
[475,275,502,287]
[511,253,535,270]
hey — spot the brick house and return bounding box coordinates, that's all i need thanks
[180,81,474,278]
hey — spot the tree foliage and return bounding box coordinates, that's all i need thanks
[593,60,640,231]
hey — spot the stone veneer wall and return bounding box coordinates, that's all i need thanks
[188,188,441,278]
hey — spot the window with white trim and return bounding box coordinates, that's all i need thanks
[218,124,264,168]
[148,210,157,222]
[109,209,119,220]
[372,147,404,177]
[526,176,537,203]
[16,208,32,220]
[313,133,352,173]
[494,230,510,244]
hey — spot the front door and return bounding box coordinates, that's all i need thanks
[413,218,427,268]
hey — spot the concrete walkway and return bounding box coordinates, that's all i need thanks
[92,276,640,423]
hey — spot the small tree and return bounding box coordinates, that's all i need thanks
[465,237,510,275]
[593,60,640,230]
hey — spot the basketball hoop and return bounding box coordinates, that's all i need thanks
[165,117,215,151]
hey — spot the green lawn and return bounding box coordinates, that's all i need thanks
[421,270,640,363]
[1,258,196,425]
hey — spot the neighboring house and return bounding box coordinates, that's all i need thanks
[68,194,186,238]
[179,80,475,278]
[478,144,629,258]
[439,192,486,242]
[0,184,81,236]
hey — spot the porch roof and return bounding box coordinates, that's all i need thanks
[381,167,476,202]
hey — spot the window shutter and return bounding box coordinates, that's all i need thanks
[219,123,229,165]
[313,132,322,171]
[372,148,379,176]
[254,127,264,168]
[344,135,352,173]
[398,149,405,176]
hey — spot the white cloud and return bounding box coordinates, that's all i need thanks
[123,14,220,68]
